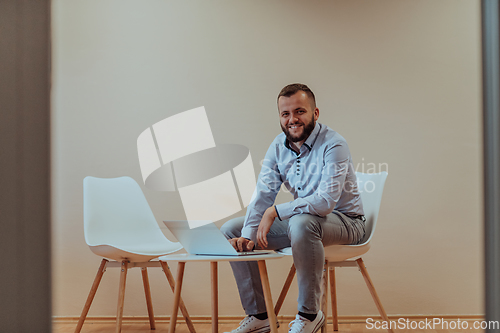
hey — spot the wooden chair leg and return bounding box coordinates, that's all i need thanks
[74,259,108,333]
[115,260,129,333]
[141,267,156,330]
[356,258,394,333]
[329,267,338,331]
[169,262,186,333]
[258,260,279,333]
[321,260,328,333]
[274,264,296,316]
[160,261,196,333]
[211,262,218,333]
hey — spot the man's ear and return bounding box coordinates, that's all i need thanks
[314,108,320,121]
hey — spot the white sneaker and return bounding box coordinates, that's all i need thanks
[288,311,325,333]
[226,316,278,333]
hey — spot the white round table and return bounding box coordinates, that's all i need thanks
[159,252,284,333]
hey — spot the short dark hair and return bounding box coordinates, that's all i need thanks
[277,83,316,109]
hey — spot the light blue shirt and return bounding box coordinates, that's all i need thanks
[241,122,364,242]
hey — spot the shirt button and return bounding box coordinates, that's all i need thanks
[297,173,299,175]
[298,187,301,190]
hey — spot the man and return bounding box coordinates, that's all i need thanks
[221,83,365,333]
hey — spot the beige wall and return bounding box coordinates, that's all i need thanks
[52,0,482,318]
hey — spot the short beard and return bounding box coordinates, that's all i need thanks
[281,116,315,143]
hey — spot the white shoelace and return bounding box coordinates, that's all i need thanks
[231,316,262,333]
[227,315,277,333]
[234,317,255,332]
[288,316,307,333]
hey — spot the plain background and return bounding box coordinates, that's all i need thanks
[51,0,483,318]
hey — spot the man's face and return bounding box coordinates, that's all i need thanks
[278,91,319,144]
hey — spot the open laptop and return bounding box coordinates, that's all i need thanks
[163,220,273,256]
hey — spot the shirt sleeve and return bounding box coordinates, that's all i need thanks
[241,142,283,242]
[275,141,350,220]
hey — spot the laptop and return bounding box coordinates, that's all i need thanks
[163,220,273,256]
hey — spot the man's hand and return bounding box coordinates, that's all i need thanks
[229,237,255,252]
[256,206,278,249]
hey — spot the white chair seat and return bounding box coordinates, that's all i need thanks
[323,243,370,262]
[89,241,183,262]
[277,243,370,263]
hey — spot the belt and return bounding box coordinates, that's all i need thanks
[348,215,366,222]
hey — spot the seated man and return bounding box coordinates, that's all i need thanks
[221,83,365,333]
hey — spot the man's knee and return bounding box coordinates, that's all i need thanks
[220,216,245,239]
[288,214,322,241]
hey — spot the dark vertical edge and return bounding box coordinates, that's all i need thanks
[0,0,52,331]
[482,0,500,329]
[0,0,21,329]
[20,0,52,331]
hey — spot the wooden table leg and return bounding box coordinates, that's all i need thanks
[160,261,196,333]
[169,262,186,333]
[257,260,278,333]
[211,262,218,333]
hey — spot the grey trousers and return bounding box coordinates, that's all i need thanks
[220,211,365,315]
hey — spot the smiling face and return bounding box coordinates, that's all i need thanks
[278,91,319,148]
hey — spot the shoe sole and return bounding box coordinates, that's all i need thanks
[251,321,280,333]
[226,321,279,333]
[251,326,272,333]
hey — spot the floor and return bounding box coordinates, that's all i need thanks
[53,320,486,333]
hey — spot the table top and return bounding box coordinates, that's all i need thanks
[158,251,284,262]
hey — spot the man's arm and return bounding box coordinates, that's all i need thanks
[229,142,283,251]
[256,205,278,249]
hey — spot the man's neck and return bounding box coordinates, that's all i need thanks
[290,140,305,154]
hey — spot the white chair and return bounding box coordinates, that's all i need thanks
[75,176,196,333]
[274,172,393,333]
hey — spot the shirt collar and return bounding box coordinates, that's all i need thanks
[303,122,321,150]
[284,122,321,152]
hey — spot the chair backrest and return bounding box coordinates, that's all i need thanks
[356,172,388,245]
[83,176,167,247]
